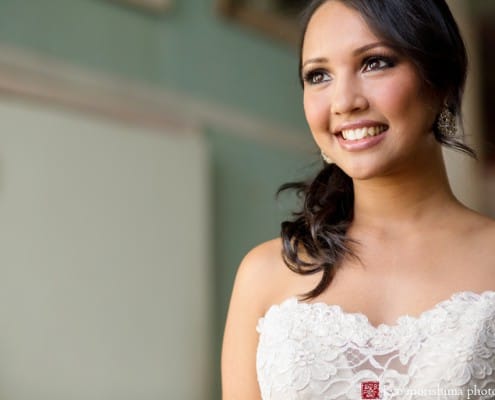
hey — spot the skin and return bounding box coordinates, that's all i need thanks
[221,1,495,398]
[302,1,442,181]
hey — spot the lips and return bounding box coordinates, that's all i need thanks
[333,123,388,152]
[341,125,388,141]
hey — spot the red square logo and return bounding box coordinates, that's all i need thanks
[361,381,380,399]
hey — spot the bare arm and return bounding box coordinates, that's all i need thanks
[221,245,272,399]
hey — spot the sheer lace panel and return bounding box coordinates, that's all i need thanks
[256,291,495,399]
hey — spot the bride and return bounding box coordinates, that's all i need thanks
[222,0,495,399]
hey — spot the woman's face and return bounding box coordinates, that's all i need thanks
[302,1,441,179]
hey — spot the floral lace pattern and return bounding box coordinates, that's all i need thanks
[256,291,495,399]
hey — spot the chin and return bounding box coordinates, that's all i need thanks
[346,171,378,181]
[335,153,401,180]
[338,163,384,181]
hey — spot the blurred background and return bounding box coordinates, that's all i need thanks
[0,1,492,399]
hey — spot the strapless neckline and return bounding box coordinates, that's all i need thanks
[256,289,495,399]
[258,289,495,331]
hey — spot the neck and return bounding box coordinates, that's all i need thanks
[351,149,460,232]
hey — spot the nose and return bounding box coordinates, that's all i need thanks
[330,74,368,115]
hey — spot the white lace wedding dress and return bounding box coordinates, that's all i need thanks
[256,291,495,399]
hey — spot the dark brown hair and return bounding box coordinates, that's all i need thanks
[278,0,475,300]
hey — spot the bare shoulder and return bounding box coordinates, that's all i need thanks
[240,237,284,272]
[475,214,495,259]
[233,237,294,315]
[462,210,495,243]
[478,214,495,239]
[458,209,495,271]
[221,237,295,399]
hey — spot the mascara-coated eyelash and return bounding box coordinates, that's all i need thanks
[362,55,397,72]
[302,69,331,85]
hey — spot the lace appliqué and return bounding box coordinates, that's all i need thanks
[256,291,495,400]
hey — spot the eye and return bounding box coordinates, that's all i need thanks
[362,56,395,72]
[303,70,331,85]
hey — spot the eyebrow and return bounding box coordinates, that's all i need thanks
[302,41,388,69]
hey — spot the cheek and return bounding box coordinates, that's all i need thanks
[370,82,414,117]
[369,74,425,121]
[303,91,330,133]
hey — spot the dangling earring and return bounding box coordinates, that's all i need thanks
[321,150,333,164]
[436,105,457,137]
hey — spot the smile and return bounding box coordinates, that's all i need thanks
[341,125,388,141]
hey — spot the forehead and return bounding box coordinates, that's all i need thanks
[302,1,381,62]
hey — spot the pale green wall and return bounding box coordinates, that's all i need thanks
[0,0,306,128]
[0,0,490,398]
[0,0,313,398]
[0,97,212,400]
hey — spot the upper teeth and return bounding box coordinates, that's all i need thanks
[341,126,387,140]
